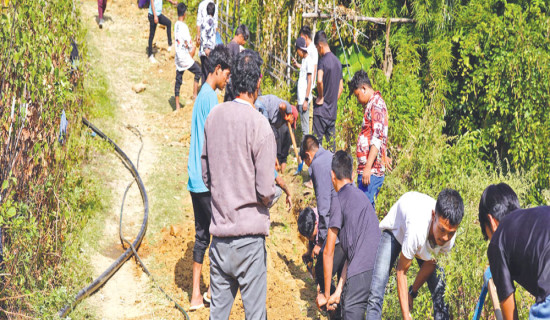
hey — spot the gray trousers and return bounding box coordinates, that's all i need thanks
[299,101,311,134]
[209,236,267,320]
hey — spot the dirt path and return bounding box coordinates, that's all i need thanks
[79,0,326,318]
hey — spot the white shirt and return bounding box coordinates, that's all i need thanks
[379,192,456,261]
[174,21,196,71]
[297,55,314,104]
[196,0,218,31]
[307,42,318,88]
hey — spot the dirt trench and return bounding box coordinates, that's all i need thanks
[79,0,324,318]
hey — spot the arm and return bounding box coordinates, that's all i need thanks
[323,227,339,301]
[337,78,343,99]
[361,145,379,186]
[254,133,277,207]
[327,261,348,311]
[500,292,518,320]
[201,130,211,189]
[275,175,292,209]
[396,253,413,320]
[151,0,158,23]
[316,69,324,103]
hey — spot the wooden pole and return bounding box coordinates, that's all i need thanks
[226,0,230,41]
[488,279,504,320]
[287,9,291,86]
[302,12,415,24]
[312,0,318,39]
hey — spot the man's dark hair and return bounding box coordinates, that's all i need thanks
[299,135,319,160]
[177,2,187,16]
[331,150,353,180]
[435,189,465,226]
[478,183,520,240]
[299,25,312,39]
[205,45,231,75]
[235,24,250,41]
[297,207,316,238]
[348,70,372,92]
[206,2,215,16]
[314,30,327,46]
[231,49,263,95]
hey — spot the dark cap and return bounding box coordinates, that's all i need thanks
[295,37,307,51]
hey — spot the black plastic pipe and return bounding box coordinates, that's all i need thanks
[58,118,149,317]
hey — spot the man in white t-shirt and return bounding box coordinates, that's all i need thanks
[294,37,313,135]
[366,190,464,320]
[174,3,202,110]
[298,26,318,89]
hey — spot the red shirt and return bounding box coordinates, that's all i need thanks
[356,91,388,176]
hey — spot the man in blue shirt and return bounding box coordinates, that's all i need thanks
[187,45,231,310]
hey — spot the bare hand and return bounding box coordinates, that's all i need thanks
[362,170,372,186]
[326,292,340,311]
[302,101,308,112]
[285,195,292,210]
[313,244,321,257]
[284,113,295,124]
[316,293,327,310]
[315,96,324,106]
[154,15,159,24]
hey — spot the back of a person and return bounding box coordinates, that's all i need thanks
[320,52,342,111]
[174,21,194,70]
[337,183,380,276]
[381,191,434,237]
[489,206,550,301]
[203,100,274,236]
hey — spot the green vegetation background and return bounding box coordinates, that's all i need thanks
[0,0,548,318]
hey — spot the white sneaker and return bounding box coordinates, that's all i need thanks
[99,18,104,28]
[149,55,158,64]
[167,46,172,52]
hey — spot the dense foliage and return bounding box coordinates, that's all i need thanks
[0,0,101,316]
[231,0,550,317]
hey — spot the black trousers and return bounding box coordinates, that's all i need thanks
[175,62,202,97]
[274,123,292,165]
[313,115,336,151]
[315,242,346,294]
[341,270,373,320]
[200,55,208,85]
[190,191,212,264]
[147,13,172,56]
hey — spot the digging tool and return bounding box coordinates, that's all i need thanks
[287,120,302,174]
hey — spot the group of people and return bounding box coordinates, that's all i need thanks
[98,1,550,318]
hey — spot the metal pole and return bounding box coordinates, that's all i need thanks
[287,9,291,86]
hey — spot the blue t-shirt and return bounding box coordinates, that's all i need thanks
[149,0,163,15]
[187,84,218,193]
[329,183,381,278]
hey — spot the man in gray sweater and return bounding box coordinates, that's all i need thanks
[201,49,276,319]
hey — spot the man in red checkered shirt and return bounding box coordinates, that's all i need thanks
[349,70,388,210]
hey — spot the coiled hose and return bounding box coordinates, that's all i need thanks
[59,118,189,319]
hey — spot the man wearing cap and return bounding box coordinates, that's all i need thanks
[294,36,314,135]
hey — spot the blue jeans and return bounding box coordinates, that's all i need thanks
[366,231,450,320]
[357,174,384,210]
[530,295,550,319]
